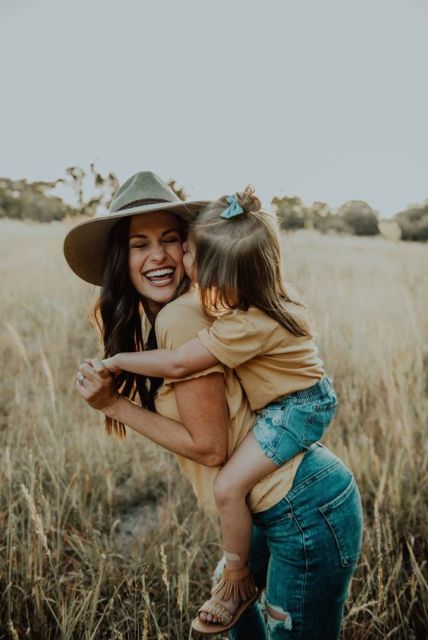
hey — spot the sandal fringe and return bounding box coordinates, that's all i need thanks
[211,565,256,602]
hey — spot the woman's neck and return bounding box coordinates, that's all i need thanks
[144,300,163,326]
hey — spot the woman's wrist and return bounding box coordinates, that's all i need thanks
[101,391,122,417]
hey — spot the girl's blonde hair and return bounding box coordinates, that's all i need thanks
[191,186,312,337]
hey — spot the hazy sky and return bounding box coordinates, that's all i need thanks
[1,0,427,216]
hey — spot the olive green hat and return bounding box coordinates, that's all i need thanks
[63,171,208,285]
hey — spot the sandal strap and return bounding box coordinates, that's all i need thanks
[222,566,252,581]
[212,565,256,602]
[197,599,233,626]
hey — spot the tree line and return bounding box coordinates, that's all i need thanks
[1,167,427,241]
[272,196,428,242]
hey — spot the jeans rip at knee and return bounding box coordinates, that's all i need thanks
[265,601,293,636]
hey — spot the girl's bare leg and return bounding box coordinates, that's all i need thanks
[199,430,278,623]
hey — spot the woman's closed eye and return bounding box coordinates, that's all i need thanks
[130,242,149,249]
[130,238,178,248]
[129,232,181,250]
[163,236,180,244]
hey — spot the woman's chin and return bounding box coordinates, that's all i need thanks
[141,281,180,306]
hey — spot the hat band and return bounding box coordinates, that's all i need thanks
[116,198,170,212]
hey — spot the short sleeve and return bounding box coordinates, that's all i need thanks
[155,300,225,385]
[198,312,264,368]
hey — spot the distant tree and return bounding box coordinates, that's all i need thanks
[0,164,120,222]
[395,202,428,242]
[167,179,188,201]
[311,201,331,218]
[320,215,353,235]
[271,196,306,229]
[0,177,73,221]
[310,202,334,232]
[64,163,119,216]
[336,200,379,236]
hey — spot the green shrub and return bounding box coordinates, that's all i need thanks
[336,200,380,236]
[395,203,428,242]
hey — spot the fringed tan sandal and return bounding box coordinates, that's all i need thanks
[191,566,258,636]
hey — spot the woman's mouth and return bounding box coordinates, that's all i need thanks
[143,267,176,287]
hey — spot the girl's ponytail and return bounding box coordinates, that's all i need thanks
[235,186,261,214]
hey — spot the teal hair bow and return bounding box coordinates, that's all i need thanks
[221,194,244,219]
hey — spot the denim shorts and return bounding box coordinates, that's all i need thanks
[252,376,337,466]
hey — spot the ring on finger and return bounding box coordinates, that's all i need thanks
[77,373,85,386]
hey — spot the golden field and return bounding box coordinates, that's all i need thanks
[0,219,427,639]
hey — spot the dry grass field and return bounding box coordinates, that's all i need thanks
[0,219,427,639]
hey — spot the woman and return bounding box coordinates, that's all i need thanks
[64,171,363,639]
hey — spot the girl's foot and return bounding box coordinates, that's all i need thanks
[198,592,240,624]
[194,565,257,630]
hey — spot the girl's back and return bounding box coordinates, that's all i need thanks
[198,303,325,411]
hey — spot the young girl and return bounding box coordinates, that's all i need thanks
[102,187,337,635]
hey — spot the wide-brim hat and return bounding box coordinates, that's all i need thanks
[63,171,209,285]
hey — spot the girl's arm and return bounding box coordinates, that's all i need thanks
[77,360,228,467]
[103,337,218,378]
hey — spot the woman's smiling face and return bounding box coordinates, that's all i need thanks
[128,211,186,317]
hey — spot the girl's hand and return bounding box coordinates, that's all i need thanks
[101,355,122,375]
[76,358,120,413]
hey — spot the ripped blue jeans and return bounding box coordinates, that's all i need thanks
[228,443,363,640]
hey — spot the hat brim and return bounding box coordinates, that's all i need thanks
[63,199,208,286]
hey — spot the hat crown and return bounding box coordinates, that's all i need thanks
[110,171,180,213]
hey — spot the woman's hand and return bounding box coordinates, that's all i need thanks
[75,358,120,413]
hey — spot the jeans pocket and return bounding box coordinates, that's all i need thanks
[302,400,337,446]
[319,477,363,567]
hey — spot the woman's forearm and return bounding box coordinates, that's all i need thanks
[107,338,218,378]
[103,395,224,467]
[77,360,229,468]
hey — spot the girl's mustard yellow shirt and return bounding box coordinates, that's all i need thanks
[198,304,325,411]
[154,290,303,514]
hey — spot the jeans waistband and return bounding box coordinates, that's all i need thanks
[252,444,347,524]
[286,376,334,402]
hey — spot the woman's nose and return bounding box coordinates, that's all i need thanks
[149,242,167,261]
